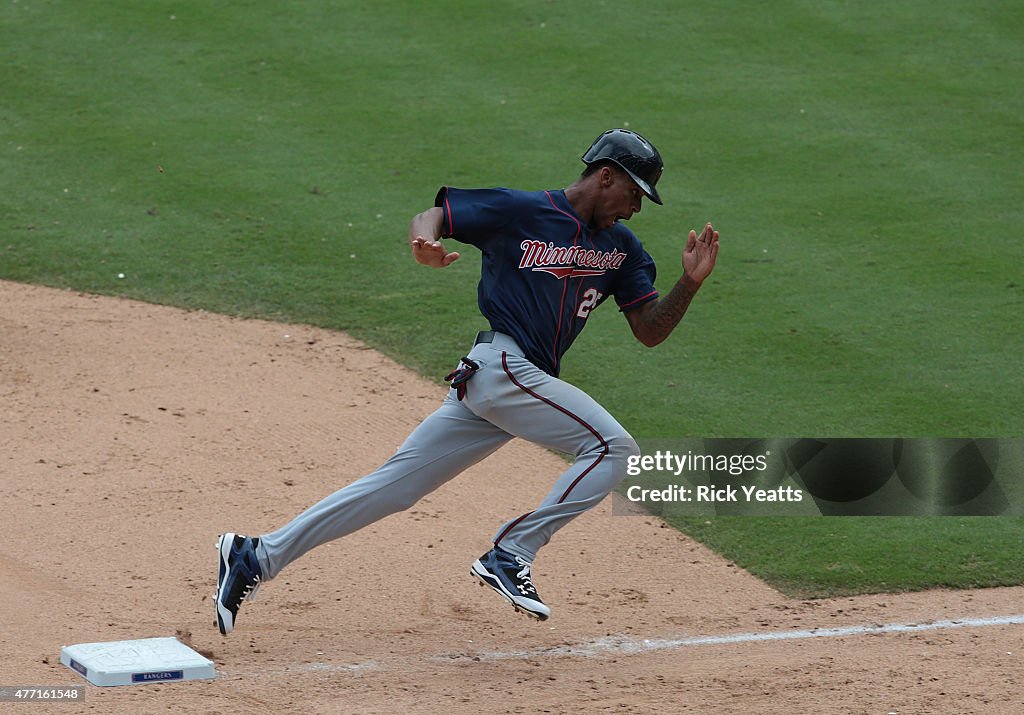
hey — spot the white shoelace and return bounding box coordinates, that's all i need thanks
[514,556,537,594]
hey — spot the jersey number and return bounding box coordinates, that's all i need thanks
[576,288,604,319]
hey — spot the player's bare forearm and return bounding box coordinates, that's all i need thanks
[626,223,719,347]
[626,275,703,347]
[409,207,460,267]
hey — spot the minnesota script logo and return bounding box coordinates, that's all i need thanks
[519,240,626,279]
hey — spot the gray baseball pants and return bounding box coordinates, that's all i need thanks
[255,331,638,580]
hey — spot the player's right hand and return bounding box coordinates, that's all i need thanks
[410,236,460,267]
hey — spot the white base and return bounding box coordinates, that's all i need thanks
[60,637,215,687]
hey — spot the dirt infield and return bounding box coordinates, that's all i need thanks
[1,279,1021,714]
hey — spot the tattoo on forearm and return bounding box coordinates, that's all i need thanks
[646,280,698,341]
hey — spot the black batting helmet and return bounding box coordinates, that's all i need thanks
[582,129,664,205]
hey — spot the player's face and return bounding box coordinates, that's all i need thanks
[595,170,643,230]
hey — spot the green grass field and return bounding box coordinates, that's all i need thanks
[3,1,1022,597]
[668,516,1024,599]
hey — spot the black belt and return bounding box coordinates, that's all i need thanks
[470,331,527,360]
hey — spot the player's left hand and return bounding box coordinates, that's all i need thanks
[411,236,460,267]
[682,223,719,285]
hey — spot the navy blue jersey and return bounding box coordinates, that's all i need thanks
[435,187,658,376]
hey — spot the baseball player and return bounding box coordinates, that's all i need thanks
[216,129,719,633]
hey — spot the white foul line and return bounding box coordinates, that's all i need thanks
[433,614,1024,663]
[222,614,1024,679]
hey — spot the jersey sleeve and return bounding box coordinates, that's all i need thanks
[434,187,517,249]
[613,230,659,312]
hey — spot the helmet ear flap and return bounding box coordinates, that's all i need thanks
[582,129,664,205]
